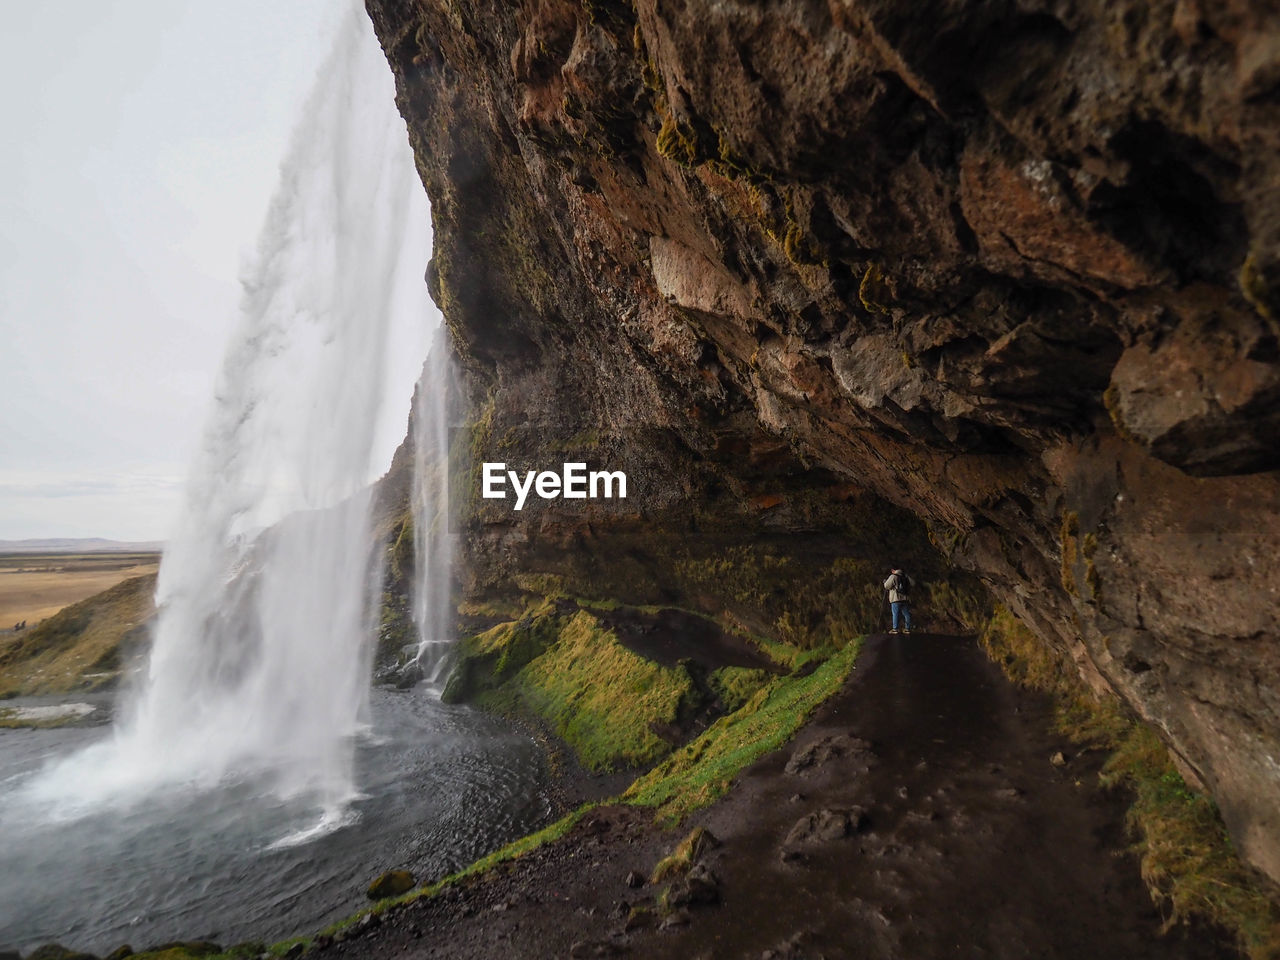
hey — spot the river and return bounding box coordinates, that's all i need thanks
[0,688,550,956]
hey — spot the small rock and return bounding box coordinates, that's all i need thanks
[658,910,692,930]
[366,869,416,900]
[569,940,622,958]
[1050,750,1067,767]
[788,793,805,803]
[665,861,720,908]
[785,735,876,775]
[782,807,868,857]
[313,935,334,950]
[623,906,653,932]
[625,870,645,888]
[284,944,305,959]
[356,912,382,931]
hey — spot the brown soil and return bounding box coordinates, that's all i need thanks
[312,633,1237,959]
[0,553,159,630]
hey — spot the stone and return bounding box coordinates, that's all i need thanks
[664,862,720,908]
[625,870,644,888]
[570,940,622,958]
[366,869,416,900]
[784,735,875,775]
[365,0,1280,885]
[1050,751,1067,767]
[658,910,692,930]
[782,807,868,861]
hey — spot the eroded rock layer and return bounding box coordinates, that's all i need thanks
[364,0,1280,881]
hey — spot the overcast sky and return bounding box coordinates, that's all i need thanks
[0,0,429,541]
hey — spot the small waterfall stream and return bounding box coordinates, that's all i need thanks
[410,328,459,687]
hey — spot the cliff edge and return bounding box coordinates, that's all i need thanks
[365,0,1280,883]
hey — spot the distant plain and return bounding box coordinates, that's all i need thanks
[0,553,160,630]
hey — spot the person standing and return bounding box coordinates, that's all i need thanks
[883,567,913,635]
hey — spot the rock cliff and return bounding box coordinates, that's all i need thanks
[364,0,1280,883]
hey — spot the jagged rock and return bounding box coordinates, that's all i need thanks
[782,807,868,862]
[658,909,692,930]
[785,735,876,775]
[664,862,721,909]
[366,868,416,900]
[625,870,644,888]
[365,0,1280,883]
[1050,751,1067,767]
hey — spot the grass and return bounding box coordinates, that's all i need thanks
[487,610,695,772]
[650,825,718,883]
[980,604,1280,959]
[448,603,698,772]
[708,665,771,712]
[0,572,156,696]
[623,641,861,823]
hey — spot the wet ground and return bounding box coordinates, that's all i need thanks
[313,633,1237,959]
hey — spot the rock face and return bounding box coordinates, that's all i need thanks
[364,0,1280,881]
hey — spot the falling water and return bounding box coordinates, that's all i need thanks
[23,6,434,824]
[409,328,458,686]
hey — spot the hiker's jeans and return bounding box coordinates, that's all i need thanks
[891,601,912,632]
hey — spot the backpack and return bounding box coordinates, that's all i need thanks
[894,573,912,596]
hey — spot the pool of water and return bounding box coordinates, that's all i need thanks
[0,687,551,956]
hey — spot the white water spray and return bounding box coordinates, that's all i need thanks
[26,7,435,822]
[409,329,458,685]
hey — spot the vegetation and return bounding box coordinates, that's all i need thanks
[980,605,1280,959]
[623,641,860,822]
[445,602,698,772]
[0,572,155,696]
[650,825,717,883]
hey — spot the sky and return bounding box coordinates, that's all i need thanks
[0,0,431,541]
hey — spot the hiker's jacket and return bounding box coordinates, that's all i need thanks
[883,573,911,604]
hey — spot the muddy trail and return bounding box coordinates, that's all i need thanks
[314,634,1237,959]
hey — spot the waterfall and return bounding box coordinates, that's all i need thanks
[409,329,458,686]
[26,5,435,826]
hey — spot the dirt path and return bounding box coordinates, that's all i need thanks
[313,634,1236,959]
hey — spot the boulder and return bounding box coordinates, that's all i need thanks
[366,868,416,900]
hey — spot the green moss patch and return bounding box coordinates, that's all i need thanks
[446,603,697,773]
[623,641,860,823]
